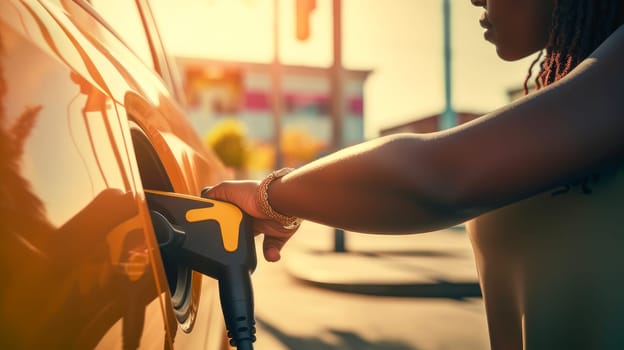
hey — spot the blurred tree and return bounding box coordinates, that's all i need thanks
[281,127,325,167]
[205,118,249,171]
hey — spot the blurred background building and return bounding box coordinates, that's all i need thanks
[142,0,537,177]
[177,57,369,177]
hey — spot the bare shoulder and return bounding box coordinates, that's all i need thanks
[568,24,624,89]
[591,23,624,57]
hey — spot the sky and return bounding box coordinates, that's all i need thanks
[149,0,539,138]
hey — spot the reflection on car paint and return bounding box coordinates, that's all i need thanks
[71,71,132,192]
[1,0,234,348]
[0,4,167,349]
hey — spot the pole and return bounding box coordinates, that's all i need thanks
[439,0,457,130]
[271,0,284,169]
[330,0,343,150]
[331,0,346,252]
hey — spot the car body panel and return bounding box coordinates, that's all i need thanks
[0,0,229,348]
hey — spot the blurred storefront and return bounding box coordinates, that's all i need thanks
[177,56,370,178]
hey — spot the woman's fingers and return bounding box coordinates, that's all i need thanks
[253,219,299,262]
[262,235,286,262]
[202,180,263,218]
[203,180,301,262]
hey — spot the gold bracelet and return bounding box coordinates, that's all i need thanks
[255,168,302,229]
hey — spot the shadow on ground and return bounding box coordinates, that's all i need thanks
[308,248,455,258]
[294,249,482,300]
[257,317,416,350]
[297,279,482,300]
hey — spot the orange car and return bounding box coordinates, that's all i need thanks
[0,0,234,348]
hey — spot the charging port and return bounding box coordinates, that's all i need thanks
[129,122,194,324]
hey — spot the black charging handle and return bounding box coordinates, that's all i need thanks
[145,190,257,350]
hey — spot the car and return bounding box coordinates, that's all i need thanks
[0,0,234,348]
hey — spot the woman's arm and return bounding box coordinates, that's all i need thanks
[269,25,624,232]
[205,25,624,259]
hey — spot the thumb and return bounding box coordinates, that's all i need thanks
[262,235,288,262]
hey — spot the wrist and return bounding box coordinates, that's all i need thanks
[255,168,302,229]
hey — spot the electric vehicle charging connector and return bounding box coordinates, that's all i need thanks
[145,190,257,350]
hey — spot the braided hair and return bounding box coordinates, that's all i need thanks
[522,0,623,195]
[524,0,622,94]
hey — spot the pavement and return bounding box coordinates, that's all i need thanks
[282,221,482,299]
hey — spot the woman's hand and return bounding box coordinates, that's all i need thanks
[202,180,299,262]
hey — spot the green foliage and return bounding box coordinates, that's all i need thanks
[205,118,248,169]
